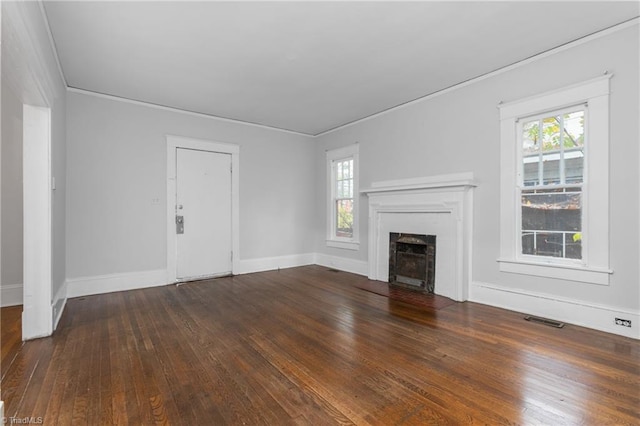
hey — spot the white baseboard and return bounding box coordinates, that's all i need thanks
[52,280,67,330]
[65,255,317,300]
[234,253,316,275]
[471,281,640,339]
[66,269,169,298]
[1,283,23,307]
[314,253,368,276]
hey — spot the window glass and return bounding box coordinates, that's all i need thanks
[334,158,354,238]
[521,188,582,259]
[520,109,584,260]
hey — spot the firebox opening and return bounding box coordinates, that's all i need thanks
[389,233,436,293]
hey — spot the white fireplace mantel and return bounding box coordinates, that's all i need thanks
[362,173,476,302]
[361,172,476,195]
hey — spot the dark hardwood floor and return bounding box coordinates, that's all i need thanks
[1,305,22,381]
[1,265,639,425]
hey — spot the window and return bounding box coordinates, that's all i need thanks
[334,158,354,238]
[498,75,612,285]
[327,144,359,250]
[519,107,585,260]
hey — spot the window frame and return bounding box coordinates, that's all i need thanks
[498,75,612,285]
[326,144,360,250]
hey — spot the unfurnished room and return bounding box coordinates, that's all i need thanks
[1,1,639,424]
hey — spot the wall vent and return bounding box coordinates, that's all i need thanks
[524,315,565,328]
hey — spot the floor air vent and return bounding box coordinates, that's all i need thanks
[524,315,565,328]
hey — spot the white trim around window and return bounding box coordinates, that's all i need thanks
[326,144,360,250]
[498,75,613,285]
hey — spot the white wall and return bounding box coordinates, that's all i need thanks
[1,80,24,306]
[315,24,639,337]
[1,1,67,320]
[65,91,316,284]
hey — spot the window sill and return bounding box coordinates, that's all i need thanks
[497,258,612,286]
[326,239,360,251]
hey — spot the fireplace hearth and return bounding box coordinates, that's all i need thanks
[389,233,436,293]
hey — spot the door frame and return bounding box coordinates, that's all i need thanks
[166,135,239,283]
[22,104,53,339]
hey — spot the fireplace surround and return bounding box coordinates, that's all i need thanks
[362,173,475,302]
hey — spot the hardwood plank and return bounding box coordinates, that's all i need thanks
[1,265,639,425]
[1,305,22,381]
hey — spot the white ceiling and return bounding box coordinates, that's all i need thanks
[44,1,638,136]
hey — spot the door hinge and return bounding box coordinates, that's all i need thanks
[230,251,233,261]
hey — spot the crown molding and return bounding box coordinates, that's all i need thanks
[66,87,315,138]
[316,17,639,138]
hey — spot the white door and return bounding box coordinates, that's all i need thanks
[176,148,232,280]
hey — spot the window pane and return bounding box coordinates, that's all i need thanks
[336,199,353,238]
[522,120,540,186]
[521,231,581,259]
[565,151,584,184]
[337,180,351,199]
[522,110,584,187]
[523,156,539,186]
[564,111,584,184]
[541,116,561,185]
[522,120,540,155]
[564,111,584,148]
[542,153,560,185]
[335,158,353,200]
[335,159,353,181]
[542,116,561,152]
[521,188,581,259]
